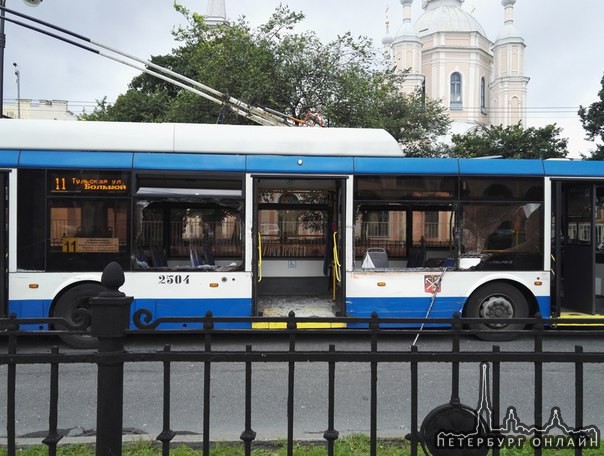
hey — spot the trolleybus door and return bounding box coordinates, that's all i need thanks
[251,177,346,320]
[0,172,7,317]
[554,181,604,315]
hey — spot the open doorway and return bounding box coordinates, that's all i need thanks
[553,181,604,315]
[253,177,346,320]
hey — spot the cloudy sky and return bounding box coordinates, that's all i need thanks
[3,0,604,156]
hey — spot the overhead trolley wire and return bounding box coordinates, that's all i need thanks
[0,4,300,127]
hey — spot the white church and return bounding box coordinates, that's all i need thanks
[204,0,528,136]
[383,0,529,135]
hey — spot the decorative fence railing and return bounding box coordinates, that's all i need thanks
[2,263,604,456]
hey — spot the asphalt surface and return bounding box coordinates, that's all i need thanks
[1,331,603,444]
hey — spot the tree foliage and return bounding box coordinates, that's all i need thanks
[449,123,569,159]
[578,73,604,160]
[81,4,448,150]
[382,90,451,157]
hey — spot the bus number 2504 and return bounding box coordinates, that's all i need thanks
[158,274,190,285]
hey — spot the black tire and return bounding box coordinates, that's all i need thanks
[53,283,104,349]
[465,282,529,341]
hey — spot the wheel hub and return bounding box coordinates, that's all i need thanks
[480,296,514,327]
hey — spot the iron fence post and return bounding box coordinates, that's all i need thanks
[6,320,17,456]
[203,311,214,455]
[89,262,133,456]
[369,312,379,456]
[286,311,297,456]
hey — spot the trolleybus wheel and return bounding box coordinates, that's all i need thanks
[465,282,528,341]
[53,283,104,349]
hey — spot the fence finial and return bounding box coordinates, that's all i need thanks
[100,261,125,295]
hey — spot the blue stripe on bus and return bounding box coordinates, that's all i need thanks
[131,298,252,329]
[12,152,592,180]
[348,295,552,325]
[543,160,604,177]
[459,159,544,176]
[19,151,134,169]
[246,155,354,173]
[7,295,553,331]
[535,296,551,318]
[134,153,246,171]
[354,157,459,175]
[346,296,465,320]
[0,150,20,167]
[8,299,52,330]
[9,297,253,330]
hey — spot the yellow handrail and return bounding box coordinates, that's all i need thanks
[332,231,341,284]
[257,232,262,282]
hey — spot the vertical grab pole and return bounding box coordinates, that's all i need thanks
[332,232,341,284]
[332,231,341,302]
[332,231,337,301]
[257,233,262,282]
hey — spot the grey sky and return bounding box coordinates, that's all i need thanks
[3,0,603,156]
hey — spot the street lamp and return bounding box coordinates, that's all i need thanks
[12,61,18,118]
[0,0,42,118]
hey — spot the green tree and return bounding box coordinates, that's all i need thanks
[578,73,604,160]
[82,4,449,150]
[379,89,451,157]
[449,123,569,159]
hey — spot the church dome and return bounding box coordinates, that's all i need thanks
[415,0,486,37]
[393,21,421,44]
[382,34,394,46]
[495,22,523,43]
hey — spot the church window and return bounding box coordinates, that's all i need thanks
[450,72,463,111]
[481,77,487,114]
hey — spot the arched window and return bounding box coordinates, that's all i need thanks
[450,72,462,110]
[480,77,487,114]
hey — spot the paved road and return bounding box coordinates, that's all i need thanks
[1,331,603,443]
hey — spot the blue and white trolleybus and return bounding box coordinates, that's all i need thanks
[1,119,603,346]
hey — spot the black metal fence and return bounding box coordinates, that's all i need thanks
[2,263,604,456]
